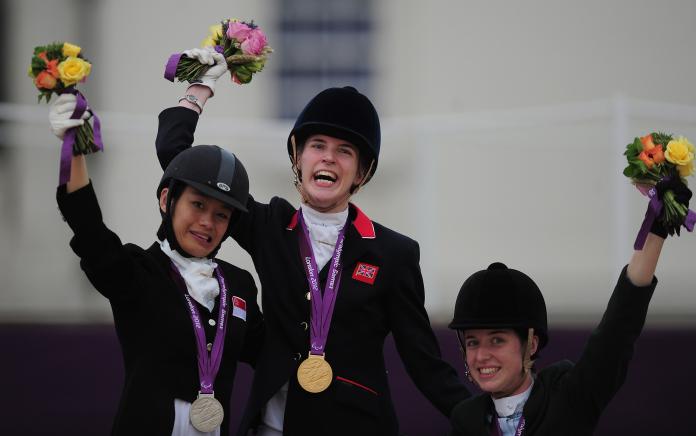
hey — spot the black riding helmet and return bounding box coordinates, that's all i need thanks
[287,86,381,184]
[156,145,249,258]
[449,262,549,351]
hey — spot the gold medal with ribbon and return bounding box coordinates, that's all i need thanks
[297,353,333,393]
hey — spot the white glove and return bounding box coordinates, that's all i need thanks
[182,47,228,95]
[49,94,90,140]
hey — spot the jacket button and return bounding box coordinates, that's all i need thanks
[300,322,308,331]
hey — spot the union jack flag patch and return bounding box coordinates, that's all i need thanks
[352,262,379,285]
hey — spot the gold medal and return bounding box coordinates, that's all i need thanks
[189,392,224,432]
[297,353,333,393]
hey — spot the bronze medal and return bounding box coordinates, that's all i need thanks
[190,392,224,433]
[297,353,333,393]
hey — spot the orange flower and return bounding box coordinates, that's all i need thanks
[638,144,665,169]
[651,144,665,164]
[45,59,59,77]
[34,70,57,90]
[638,151,654,169]
[36,51,60,77]
[640,134,657,151]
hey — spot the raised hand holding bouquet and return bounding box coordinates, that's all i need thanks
[28,42,103,185]
[623,132,696,248]
[164,19,272,87]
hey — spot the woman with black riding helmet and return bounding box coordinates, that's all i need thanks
[51,93,264,435]
[156,48,470,435]
[447,180,692,435]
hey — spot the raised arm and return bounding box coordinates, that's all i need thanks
[626,232,664,286]
[156,47,227,170]
[52,95,140,302]
[49,94,90,192]
[562,179,692,421]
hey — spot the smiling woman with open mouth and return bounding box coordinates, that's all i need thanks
[156,48,471,436]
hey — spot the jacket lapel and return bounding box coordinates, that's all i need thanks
[286,204,376,287]
[452,394,495,436]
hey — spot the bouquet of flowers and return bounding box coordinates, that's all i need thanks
[164,19,272,85]
[28,42,103,184]
[623,132,695,247]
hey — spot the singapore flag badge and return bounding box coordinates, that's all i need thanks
[232,296,247,321]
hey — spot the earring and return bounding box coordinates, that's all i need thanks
[464,362,474,383]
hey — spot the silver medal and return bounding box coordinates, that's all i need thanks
[189,392,224,433]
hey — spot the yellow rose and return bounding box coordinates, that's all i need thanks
[62,42,82,57]
[209,24,223,39]
[678,161,695,177]
[57,56,91,86]
[665,136,694,166]
[201,36,216,48]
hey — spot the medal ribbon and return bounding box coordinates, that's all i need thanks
[170,264,230,394]
[297,210,347,356]
[491,415,525,436]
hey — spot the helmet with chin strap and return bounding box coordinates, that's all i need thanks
[287,86,381,186]
[156,145,249,258]
[449,262,548,351]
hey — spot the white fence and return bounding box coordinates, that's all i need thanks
[1,96,695,325]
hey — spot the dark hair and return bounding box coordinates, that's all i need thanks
[156,180,185,241]
[512,327,542,361]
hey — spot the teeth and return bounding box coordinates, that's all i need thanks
[480,367,499,375]
[315,170,337,181]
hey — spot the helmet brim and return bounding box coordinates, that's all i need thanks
[448,320,549,349]
[180,179,249,213]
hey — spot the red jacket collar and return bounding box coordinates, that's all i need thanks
[286,204,376,239]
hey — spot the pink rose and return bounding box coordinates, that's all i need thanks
[227,21,252,42]
[241,29,267,55]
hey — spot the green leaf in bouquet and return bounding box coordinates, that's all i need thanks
[651,132,673,147]
[234,65,253,84]
[247,60,265,73]
[625,137,642,157]
[627,158,648,175]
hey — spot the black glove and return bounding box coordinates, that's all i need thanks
[651,177,692,237]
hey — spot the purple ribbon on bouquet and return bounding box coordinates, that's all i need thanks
[164,46,225,82]
[59,89,103,185]
[164,53,183,82]
[633,184,696,250]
